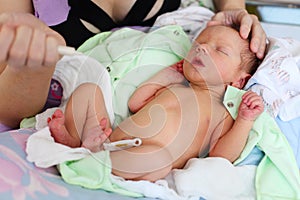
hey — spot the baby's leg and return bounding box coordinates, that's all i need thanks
[63,83,112,151]
[110,144,173,182]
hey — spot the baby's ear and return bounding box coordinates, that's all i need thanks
[231,74,251,89]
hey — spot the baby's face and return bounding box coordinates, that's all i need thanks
[183,25,247,86]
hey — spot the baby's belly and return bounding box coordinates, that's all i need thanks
[144,109,208,169]
[111,101,208,168]
[113,104,183,144]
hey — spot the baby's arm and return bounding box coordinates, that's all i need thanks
[128,60,185,113]
[209,91,264,162]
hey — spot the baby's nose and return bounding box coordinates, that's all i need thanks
[195,44,209,55]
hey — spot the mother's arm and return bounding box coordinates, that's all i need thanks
[0,0,33,14]
[213,0,245,11]
[0,12,65,128]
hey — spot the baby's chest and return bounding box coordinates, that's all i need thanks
[155,87,201,110]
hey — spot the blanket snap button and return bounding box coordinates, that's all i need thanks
[227,102,234,108]
[173,30,180,36]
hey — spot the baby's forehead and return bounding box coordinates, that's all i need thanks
[196,25,240,41]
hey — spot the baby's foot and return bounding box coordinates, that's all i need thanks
[81,118,112,152]
[48,109,80,147]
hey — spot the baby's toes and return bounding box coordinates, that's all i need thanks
[52,109,64,119]
[97,129,111,143]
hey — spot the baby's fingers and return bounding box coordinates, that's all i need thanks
[248,98,263,110]
[242,91,263,107]
[242,91,258,101]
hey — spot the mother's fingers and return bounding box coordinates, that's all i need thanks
[0,25,14,62]
[0,25,62,69]
[238,11,254,39]
[27,29,46,67]
[208,12,226,25]
[43,36,60,67]
[208,9,267,59]
[248,15,267,59]
[7,25,33,67]
[235,11,266,58]
[237,12,266,59]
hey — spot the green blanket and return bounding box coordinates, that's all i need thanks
[58,150,142,197]
[78,25,191,126]
[224,86,300,200]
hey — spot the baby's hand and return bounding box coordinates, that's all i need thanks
[170,59,184,74]
[238,91,264,121]
[158,60,185,86]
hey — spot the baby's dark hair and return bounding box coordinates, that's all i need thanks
[230,25,261,75]
[240,39,261,75]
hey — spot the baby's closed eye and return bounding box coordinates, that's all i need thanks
[216,47,229,56]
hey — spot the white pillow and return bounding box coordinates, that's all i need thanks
[245,37,300,121]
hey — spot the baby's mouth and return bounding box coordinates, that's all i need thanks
[191,57,205,67]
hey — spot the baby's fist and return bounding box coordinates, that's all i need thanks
[238,91,264,121]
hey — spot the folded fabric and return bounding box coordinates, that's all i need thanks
[173,157,256,200]
[245,37,300,121]
[25,126,182,199]
[275,116,300,168]
[112,175,186,200]
[26,127,91,168]
[26,127,142,198]
[224,86,300,199]
[34,54,115,130]
[152,5,214,40]
[58,151,142,198]
[26,125,257,200]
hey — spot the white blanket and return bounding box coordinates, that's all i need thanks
[26,127,256,200]
[245,37,300,121]
[152,5,214,40]
[35,54,115,130]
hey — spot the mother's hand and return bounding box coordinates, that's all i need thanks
[0,12,66,69]
[208,9,266,59]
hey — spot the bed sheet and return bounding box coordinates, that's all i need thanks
[0,128,155,200]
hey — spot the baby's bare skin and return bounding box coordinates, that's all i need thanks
[47,26,263,181]
[48,82,228,165]
[48,109,111,152]
[111,83,228,169]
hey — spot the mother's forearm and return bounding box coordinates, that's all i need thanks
[213,0,245,11]
[0,65,54,128]
[0,0,33,14]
